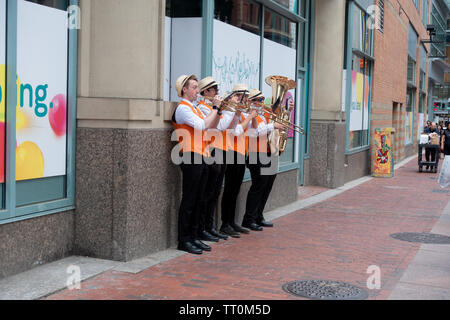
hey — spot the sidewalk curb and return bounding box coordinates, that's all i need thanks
[0,155,419,300]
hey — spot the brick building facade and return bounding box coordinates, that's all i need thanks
[371,0,431,164]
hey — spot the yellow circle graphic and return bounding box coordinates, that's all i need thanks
[16,141,45,181]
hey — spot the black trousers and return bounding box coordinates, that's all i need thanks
[257,172,277,222]
[221,151,246,226]
[198,149,227,233]
[425,147,437,162]
[243,152,277,224]
[177,153,208,243]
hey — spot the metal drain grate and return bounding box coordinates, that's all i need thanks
[282,280,368,300]
[390,232,450,244]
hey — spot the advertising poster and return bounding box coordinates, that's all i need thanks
[373,128,393,178]
[363,74,370,130]
[0,0,6,183]
[350,70,364,131]
[16,0,68,181]
[212,19,260,95]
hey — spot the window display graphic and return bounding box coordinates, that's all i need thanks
[212,19,260,94]
[14,0,68,181]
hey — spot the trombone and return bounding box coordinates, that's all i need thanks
[248,102,304,135]
[201,95,248,113]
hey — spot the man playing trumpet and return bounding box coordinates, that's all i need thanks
[220,84,258,238]
[196,76,235,242]
[172,74,222,255]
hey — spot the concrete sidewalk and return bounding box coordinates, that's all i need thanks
[1,155,450,300]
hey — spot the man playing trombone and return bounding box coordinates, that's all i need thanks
[242,89,295,230]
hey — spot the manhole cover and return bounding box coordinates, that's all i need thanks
[390,232,450,244]
[282,280,368,300]
[432,189,450,193]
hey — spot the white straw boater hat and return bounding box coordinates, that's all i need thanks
[199,76,218,93]
[232,83,249,94]
[175,74,197,98]
[248,89,264,100]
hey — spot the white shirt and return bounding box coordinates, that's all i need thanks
[174,99,205,130]
[197,99,235,132]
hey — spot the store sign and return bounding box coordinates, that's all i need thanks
[0,0,6,183]
[15,0,68,181]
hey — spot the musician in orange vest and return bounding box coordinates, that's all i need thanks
[220,84,258,238]
[196,76,236,242]
[242,89,293,230]
[172,74,222,254]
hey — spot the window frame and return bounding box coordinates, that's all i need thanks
[205,0,310,178]
[344,1,374,154]
[0,0,77,225]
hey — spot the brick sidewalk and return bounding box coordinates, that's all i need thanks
[46,159,449,300]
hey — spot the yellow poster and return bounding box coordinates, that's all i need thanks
[373,128,393,178]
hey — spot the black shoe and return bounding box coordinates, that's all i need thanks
[199,230,220,242]
[220,224,241,238]
[230,223,250,234]
[177,241,202,254]
[257,219,274,227]
[242,222,263,231]
[208,228,228,240]
[193,239,211,251]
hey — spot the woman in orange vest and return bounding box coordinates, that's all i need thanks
[220,84,258,238]
[172,74,222,255]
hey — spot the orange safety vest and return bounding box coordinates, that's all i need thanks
[226,114,247,156]
[198,100,227,152]
[172,100,208,156]
[248,115,269,153]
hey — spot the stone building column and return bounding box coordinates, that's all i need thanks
[308,0,347,188]
[74,0,179,261]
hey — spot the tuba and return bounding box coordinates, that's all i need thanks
[265,75,303,155]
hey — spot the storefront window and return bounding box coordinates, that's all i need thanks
[166,0,202,18]
[264,8,297,49]
[213,0,261,93]
[16,0,69,206]
[352,6,372,55]
[345,3,373,151]
[214,0,261,36]
[407,56,416,83]
[263,8,297,164]
[348,54,371,150]
[0,0,5,208]
[418,93,425,114]
[273,0,298,14]
[405,88,415,145]
[167,0,203,101]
